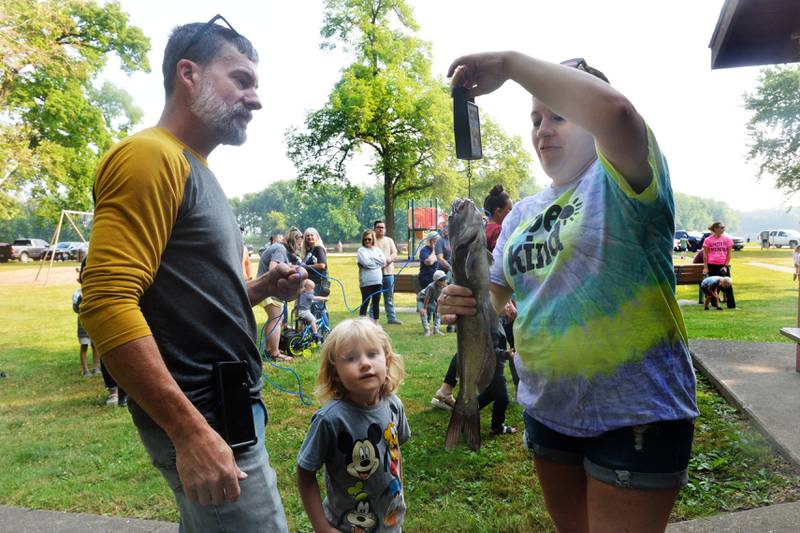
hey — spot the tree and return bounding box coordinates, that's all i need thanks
[744,66,800,195]
[356,183,385,230]
[294,183,364,242]
[230,180,298,237]
[0,0,149,219]
[229,179,366,243]
[674,192,739,232]
[442,117,536,206]
[286,0,457,239]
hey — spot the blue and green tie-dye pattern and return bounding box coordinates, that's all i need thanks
[490,126,697,437]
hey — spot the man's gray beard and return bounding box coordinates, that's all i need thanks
[190,77,249,146]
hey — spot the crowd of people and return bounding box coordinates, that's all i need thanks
[68,14,761,533]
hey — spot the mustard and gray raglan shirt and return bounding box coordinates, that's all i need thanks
[80,127,262,418]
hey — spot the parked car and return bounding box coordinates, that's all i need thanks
[699,232,745,252]
[44,241,77,261]
[0,242,10,263]
[10,238,49,262]
[767,229,800,249]
[674,230,702,252]
[68,241,89,261]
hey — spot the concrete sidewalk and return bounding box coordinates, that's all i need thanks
[0,506,177,532]
[662,338,800,533]
[666,501,800,532]
[3,339,799,532]
[689,339,800,467]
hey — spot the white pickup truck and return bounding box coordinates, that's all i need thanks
[767,229,800,248]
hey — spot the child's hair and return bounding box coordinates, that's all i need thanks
[315,318,404,403]
[719,276,732,289]
[794,244,800,253]
[303,279,315,291]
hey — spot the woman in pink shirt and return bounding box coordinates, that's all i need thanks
[702,221,736,308]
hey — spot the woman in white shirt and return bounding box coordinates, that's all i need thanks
[356,229,386,320]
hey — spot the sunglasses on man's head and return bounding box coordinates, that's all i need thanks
[179,14,239,59]
[560,57,588,70]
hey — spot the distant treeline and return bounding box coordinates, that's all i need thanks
[3,188,798,245]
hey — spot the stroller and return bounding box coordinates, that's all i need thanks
[280,299,332,357]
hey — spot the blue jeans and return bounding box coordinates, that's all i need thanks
[382,275,398,321]
[129,399,289,532]
[416,299,440,332]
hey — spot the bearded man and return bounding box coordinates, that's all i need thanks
[80,16,304,531]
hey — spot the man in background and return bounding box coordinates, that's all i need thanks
[374,219,403,325]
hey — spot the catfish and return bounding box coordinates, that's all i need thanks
[445,198,497,451]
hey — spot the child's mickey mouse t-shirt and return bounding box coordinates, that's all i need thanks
[297,394,410,533]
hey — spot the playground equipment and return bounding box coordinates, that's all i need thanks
[406,199,447,256]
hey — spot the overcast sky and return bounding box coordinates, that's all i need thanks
[105,0,791,211]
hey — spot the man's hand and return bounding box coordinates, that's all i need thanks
[100,337,248,507]
[248,263,307,305]
[437,284,477,324]
[268,264,307,301]
[174,426,247,505]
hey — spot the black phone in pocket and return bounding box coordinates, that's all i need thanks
[213,361,257,450]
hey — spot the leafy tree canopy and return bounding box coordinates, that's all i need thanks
[674,192,740,233]
[744,66,800,196]
[446,117,537,207]
[286,0,533,239]
[230,180,367,244]
[0,0,149,219]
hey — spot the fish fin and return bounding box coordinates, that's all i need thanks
[445,402,481,451]
[476,352,496,393]
[464,249,477,281]
[476,310,498,393]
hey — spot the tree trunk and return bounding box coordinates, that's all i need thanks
[383,170,396,242]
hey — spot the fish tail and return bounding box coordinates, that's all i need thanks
[445,402,481,451]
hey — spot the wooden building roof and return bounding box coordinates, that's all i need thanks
[710,0,800,69]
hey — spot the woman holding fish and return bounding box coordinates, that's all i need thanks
[439,53,697,533]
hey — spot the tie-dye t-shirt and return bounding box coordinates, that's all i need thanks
[491,127,698,437]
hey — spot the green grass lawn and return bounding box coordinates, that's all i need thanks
[0,250,798,532]
[676,248,798,341]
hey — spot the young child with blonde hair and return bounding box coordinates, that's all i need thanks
[297,318,409,532]
[701,276,732,310]
[296,279,325,343]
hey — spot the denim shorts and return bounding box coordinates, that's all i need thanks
[523,412,694,490]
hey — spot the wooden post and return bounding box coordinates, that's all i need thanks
[35,211,64,284]
[64,212,88,242]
